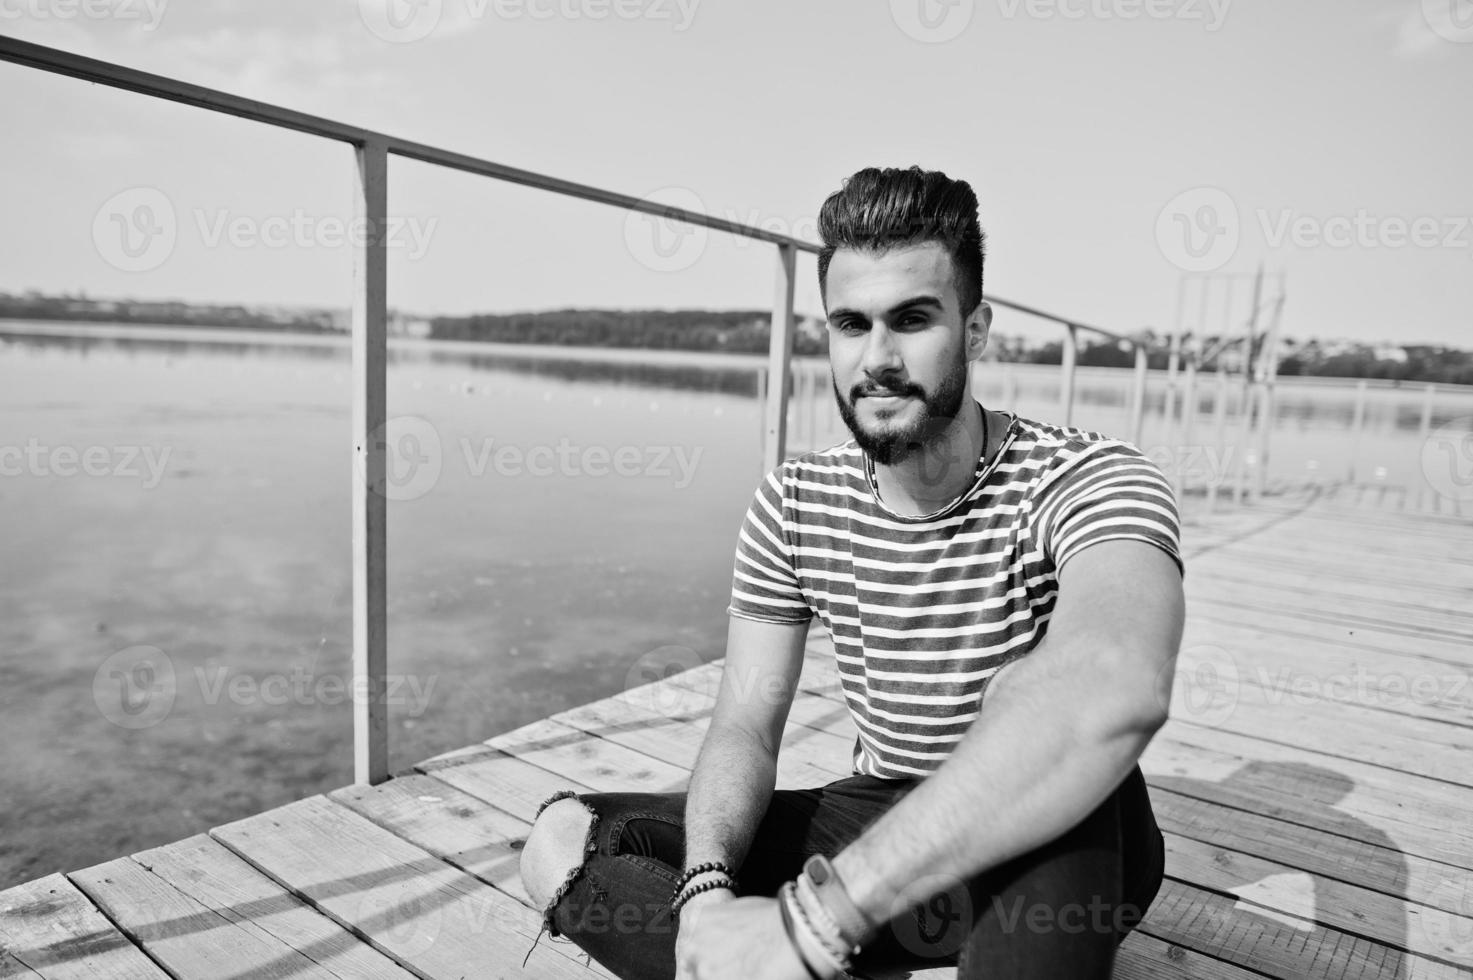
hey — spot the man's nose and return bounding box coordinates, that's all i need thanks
[859,323,903,377]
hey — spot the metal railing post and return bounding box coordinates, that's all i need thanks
[1060,324,1078,426]
[351,140,390,786]
[1129,342,1149,445]
[762,243,797,473]
[1346,379,1368,485]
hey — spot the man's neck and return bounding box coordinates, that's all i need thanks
[871,400,991,517]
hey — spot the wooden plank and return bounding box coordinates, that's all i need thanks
[1187,598,1473,664]
[211,795,599,979]
[0,873,167,979]
[484,717,690,794]
[0,952,44,979]
[70,856,348,980]
[1140,877,1467,980]
[1166,677,1467,784]
[127,835,414,980]
[418,747,595,824]
[1187,580,1473,645]
[330,774,535,906]
[1152,788,1471,918]
[1163,836,1472,969]
[1190,565,1473,636]
[1143,730,1473,870]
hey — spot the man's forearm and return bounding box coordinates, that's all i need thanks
[683,722,779,871]
[831,647,1166,930]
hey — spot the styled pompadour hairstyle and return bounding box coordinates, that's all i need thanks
[817,166,987,318]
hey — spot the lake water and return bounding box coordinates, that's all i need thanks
[1,322,1469,887]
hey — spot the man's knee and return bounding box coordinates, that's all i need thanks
[520,796,597,909]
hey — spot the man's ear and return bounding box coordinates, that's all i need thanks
[965,301,992,361]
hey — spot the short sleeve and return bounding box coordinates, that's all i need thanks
[726,466,814,624]
[1035,443,1183,577]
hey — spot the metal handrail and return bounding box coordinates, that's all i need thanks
[2,33,1155,784]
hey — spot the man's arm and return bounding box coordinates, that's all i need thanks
[683,614,810,871]
[831,539,1184,928]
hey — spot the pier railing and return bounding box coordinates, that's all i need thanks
[4,35,1156,785]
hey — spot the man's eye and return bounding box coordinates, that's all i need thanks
[834,320,866,333]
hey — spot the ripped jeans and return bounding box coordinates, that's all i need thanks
[532,765,1164,980]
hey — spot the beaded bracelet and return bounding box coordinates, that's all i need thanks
[670,876,737,918]
[672,861,738,896]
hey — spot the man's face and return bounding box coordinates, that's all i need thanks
[824,242,989,465]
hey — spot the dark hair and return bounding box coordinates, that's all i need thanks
[817,166,987,318]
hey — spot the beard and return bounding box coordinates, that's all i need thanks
[834,351,971,466]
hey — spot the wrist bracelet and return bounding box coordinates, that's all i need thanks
[673,861,738,895]
[782,881,850,977]
[779,883,825,980]
[801,854,873,954]
[669,876,736,918]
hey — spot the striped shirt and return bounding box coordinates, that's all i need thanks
[727,409,1183,780]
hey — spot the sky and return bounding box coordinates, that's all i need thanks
[2,0,1471,347]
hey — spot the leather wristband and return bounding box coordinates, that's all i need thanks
[801,854,873,954]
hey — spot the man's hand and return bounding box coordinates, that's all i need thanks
[675,894,813,980]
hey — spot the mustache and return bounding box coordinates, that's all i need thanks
[852,381,923,399]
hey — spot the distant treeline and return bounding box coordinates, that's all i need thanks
[0,294,340,333]
[5,294,1470,384]
[429,309,832,356]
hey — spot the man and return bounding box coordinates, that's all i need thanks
[520,166,1183,979]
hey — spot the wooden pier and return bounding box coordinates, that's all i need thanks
[2,486,1470,979]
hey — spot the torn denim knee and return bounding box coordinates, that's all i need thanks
[526,791,601,948]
